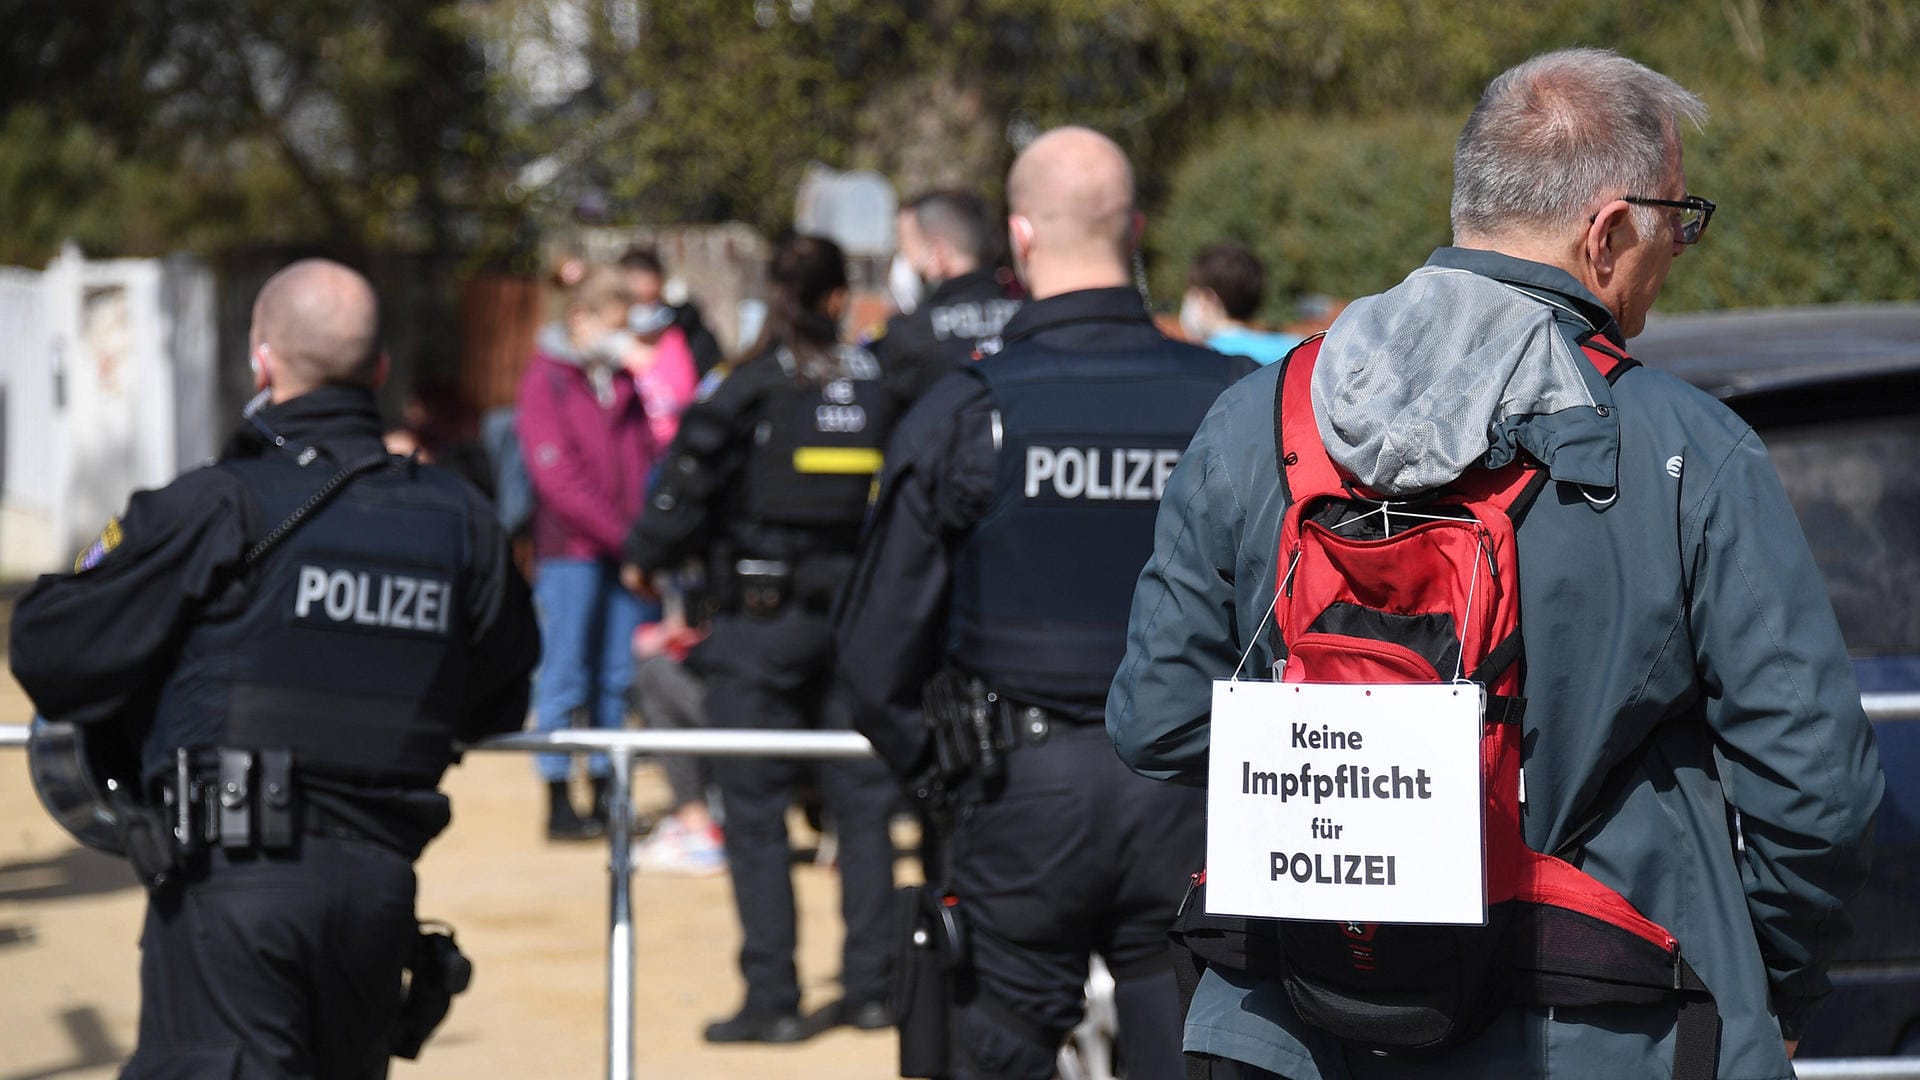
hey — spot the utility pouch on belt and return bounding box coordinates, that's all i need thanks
[894,884,967,1078]
[733,558,791,617]
[165,748,299,858]
[391,921,473,1060]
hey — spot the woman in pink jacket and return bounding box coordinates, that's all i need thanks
[516,265,661,840]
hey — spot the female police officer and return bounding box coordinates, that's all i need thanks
[624,234,898,1043]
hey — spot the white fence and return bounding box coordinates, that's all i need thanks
[0,244,217,579]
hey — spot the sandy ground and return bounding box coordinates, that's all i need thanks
[0,652,909,1079]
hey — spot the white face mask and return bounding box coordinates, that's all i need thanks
[628,302,674,336]
[888,254,925,316]
[590,328,637,363]
[1178,293,1210,341]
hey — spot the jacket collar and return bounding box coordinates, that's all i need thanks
[924,269,1002,306]
[227,385,388,465]
[1425,247,1625,347]
[1001,286,1150,345]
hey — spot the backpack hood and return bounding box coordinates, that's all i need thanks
[1312,265,1620,496]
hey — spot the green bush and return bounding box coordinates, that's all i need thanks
[1151,111,1457,321]
[1154,76,1920,317]
[1669,76,1920,309]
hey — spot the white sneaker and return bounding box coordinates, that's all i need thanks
[634,818,728,877]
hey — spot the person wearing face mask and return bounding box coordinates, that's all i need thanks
[616,249,701,450]
[516,263,662,841]
[876,190,1023,408]
[619,245,724,377]
[1177,242,1303,366]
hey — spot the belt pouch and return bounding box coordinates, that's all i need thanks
[217,749,252,849]
[258,749,295,850]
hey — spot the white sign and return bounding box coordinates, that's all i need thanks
[1205,680,1486,924]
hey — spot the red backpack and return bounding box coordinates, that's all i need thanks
[1173,335,1719,1076]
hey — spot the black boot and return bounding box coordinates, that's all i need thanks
[547,780,603,842]
[703,1005,808,1044]
[591,776,613,830]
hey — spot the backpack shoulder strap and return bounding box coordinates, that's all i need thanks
[1449,333,1637,520]
[1452,463,1545,516]
[1274,334,1341,500]
[1580,337,1640,384]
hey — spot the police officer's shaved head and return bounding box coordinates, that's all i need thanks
[1007,127,1135,262]
[1005,127,1137,299]
[250,259,383,395]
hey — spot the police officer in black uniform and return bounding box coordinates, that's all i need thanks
[878,190,1022,406]
[836,128,1254,1079]
[10,259,540,1078]
[625,234,899,1044]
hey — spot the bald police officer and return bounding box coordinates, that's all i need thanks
[836,129,1253,1079]
[11,259,540,1077]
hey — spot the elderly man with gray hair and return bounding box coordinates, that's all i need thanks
[1107,48,1881,1079]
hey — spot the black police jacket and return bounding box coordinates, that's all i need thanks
[626,342,899,588]
[874,270,1021,407]
[10,386,540,857]
[833,286,1254,776]
[673,301,724,377]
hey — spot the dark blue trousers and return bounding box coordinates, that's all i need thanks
[702,607,897,1016]
[123,835,416,1079]
[948,721,1205,1079]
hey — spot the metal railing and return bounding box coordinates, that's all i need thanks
[468,728,874,1080]
[2,689,1917,1080]
[1796,1063,1920,1079]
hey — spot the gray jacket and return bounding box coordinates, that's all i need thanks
[1106,247,1883,1079]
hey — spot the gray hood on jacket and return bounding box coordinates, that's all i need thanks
[1312,266,1620,496]
[537,321,621,406]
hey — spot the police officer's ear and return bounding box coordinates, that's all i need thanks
[369,351,392,391]
[1128,210,1146,254]
[251,344,272,392]
[825,287,850,322]
[1008,215,1036,263]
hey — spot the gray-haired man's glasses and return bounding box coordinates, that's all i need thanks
[1623,194,1715,245]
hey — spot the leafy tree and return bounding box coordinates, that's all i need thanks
[0,0,507,264]
[6,0,1917,298]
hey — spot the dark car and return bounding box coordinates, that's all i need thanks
[1633,303,1920,1058]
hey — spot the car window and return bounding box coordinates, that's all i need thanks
[1758,413,1920,657]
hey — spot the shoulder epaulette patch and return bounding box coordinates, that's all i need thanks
[76,516,123,572]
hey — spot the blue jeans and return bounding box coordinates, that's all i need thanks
[531,558,655,783]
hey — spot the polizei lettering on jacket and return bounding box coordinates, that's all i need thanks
[929,299,1020,342]
[293,565,453,635]
[1024,446,1181,502]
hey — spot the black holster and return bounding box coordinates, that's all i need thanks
[391,922,473,1060]
[114,792,180,892]
[894,884,968,1078]
[921,669,1016,791]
